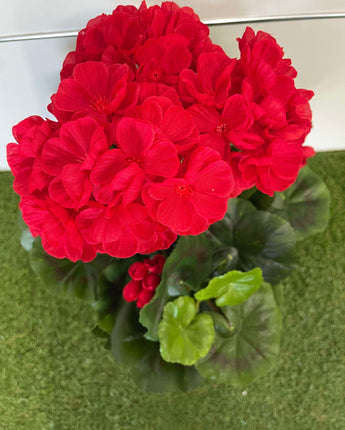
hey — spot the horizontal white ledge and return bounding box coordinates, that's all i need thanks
[1,12,345,43]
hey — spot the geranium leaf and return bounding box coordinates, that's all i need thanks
[211,246,239,276]
[195,268,263,306]
[97,313,116,335]
[29,238,112,300]
[158,296,215,365]
[111,300,203,392]
[208,198,296,284]
[269,165,331,240]
[139,235,213,340]
[205,311,234,338]
[91,256,139,337]
[195,282,282,386]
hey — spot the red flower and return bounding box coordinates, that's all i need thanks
[123,255,165,308]
[237,27,297,95]
[143,146,234,235]
[188,94,259,155]
[51,61,138,122]
[20,196,98,262]
[239,140,304,196]
[7,6,316,264]
[102,8,146,56]
[62,5,146,73]
[136,34,192,86]
[41,117,109,210]
[179,52,236,108]
[90,116,180,205]
[134,96,198,153]
[76,202,174,258]
[141,1,212,60]
[7,116,58,197]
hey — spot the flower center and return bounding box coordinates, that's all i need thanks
[150,69,161,82]
[90,95,108,113]
[203,87,214,97]
[176,183,193,197]
[126,157,143,168]
[215,122,229,136]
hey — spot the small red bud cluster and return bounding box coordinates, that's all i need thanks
[123,255,165,308]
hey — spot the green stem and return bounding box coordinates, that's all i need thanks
[206,299,233,329]
[179,280,193,292]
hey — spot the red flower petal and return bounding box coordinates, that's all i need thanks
[187,104,219,133]
[104,226,141,258]
[184,146,220,182]
[61,164,93,208]
[161,42,192,74]
[111,164,145,204]
[161,106,196,141]
[156,192,208,235]
[144,140,179,178]
[53,79,91,113]
[193,159,234,198]
[91,150,126,185]
[191,192,228,220]
[222,95,253,131]
[116,117,154,158]
[73,61,109,98]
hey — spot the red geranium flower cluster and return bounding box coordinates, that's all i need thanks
[7,1,314,263]
[123,254,165,308]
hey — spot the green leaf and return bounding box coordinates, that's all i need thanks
[195,268,263,306]
[211,246,239,276]
[250,190,274,211]
[269,165,331,240]
[111,301,203,392]
[272,283,284,307]
[97,313,115,335]
[196,283,282,386]
[205,312,234,338]
[158,296,215,365]
[139,235,213,340]
[93,256,137,312]
[91,257,140,338]
[29,238,112,301]
[208,198,296,284]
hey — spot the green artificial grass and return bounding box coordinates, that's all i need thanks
[0,152,344,430]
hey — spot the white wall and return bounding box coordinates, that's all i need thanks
[1,1,345,170]
[2,0,345,35]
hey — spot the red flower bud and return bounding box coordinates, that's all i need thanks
[142,273,161,291]
[129,261,148,280]
[137,288,155,308]
[144,254,165,274]
[122,279,141,302]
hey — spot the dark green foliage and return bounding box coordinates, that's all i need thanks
[29,238,113,301]
[196,283,282,385]
[111,300,203,392]
[139,235,213,340]
[208,198,297,284]
[269,165,331,240]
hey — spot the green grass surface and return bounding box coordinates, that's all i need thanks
[1,152,344,430]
